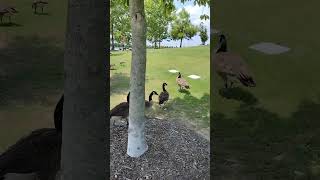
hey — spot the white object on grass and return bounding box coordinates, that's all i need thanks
[188,75,201,79]
[249,42,290,55]
[168,69,179,73]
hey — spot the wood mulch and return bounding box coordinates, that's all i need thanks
[110,118,210,180]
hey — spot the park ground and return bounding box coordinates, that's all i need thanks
[0,0,211,178]
[213,0,320,179]
[0,0,66,152]
[110,46,210,139]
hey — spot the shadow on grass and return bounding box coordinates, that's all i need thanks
[34,12,50,16]
[218,87,258,105]
[110,52,126,57]
[151,93,210,128]
[110,73,130,95]
[0,35,64,107]
[178,88,191,95]
[213,94,320,179]
[0,23,23,27]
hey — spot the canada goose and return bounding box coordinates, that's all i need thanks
[110,92,130,126]
[176,72,190,90]
[32,0,48,14]
[0,6,18,23]
[145,91,158,109]
[213,34,256,88]
[0,95,63,180]
[159,82,169,105]
[54,94,64,131]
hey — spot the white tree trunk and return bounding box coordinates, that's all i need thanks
[60,0,107,179]
[127,0,148,158]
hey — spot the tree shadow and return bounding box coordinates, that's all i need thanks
[0,23,23,27]
[178,88,191,95]
[218,87,258,105]
[152,93,210,128]
[34,12,50,16]
[0,35,64,107]
[110,52,125,57]
[213,95,320,179]
[110,73,130,95]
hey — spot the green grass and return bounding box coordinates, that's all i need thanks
[0,0,67,42]
[110,46,210,129]
[0,0,66,151]
[213,0,320,179]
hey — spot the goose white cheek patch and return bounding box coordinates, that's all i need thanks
[188,75,201,79]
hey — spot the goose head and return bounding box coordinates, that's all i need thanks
[216,34,227,53]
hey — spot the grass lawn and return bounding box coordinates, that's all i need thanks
[110,46,210,133]
[0,0,66,151]
[213,0,320,179]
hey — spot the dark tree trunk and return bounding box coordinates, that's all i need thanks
[111,23,115,50]
[60,0,108,179]
[179,38,183,48]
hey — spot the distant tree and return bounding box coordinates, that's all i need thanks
[145,0,174,49]
[199,22,208,45]
[170,8,198,48]
[111,0,130,50]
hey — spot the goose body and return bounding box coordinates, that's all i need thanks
[32,1,48,14]
[0,5,18,23]
[110,93,130,125]
[54,94,63,131]
[159,83,169,105]
[0,95,63,180]
[213,34,256,88]
[176,72,190,90]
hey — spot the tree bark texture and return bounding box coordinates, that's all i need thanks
[126,0,148,158]
[61,0,108,179]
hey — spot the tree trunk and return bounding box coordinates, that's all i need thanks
[60,0,108,179]
[154,41,157,49]
[127,0,148,158]
[158,41,160,49]
[179,38,183,48]
[111,23,115,50]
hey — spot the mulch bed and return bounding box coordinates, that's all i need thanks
[110,118,210,180]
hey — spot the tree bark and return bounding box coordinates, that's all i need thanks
[154,41,157,49]
[111,23,115,50]
[180,38,183,48]
[158,41,160,49]
[60,0,108,179]
[127,0,148,158]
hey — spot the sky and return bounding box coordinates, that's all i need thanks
[147,0,210,47]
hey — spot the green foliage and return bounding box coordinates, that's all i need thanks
[170,8,198,47]
[146,0,175,48]
[110,0,130,47]
[199,22,208,45]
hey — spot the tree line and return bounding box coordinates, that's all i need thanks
[110,0,209,49]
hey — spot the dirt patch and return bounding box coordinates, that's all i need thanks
[110,118,210,180]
